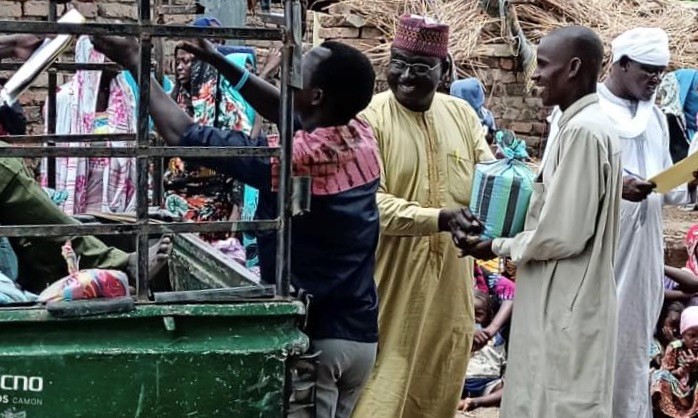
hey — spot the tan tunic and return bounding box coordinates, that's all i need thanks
[352,91,493,418]
[493,94,622,417]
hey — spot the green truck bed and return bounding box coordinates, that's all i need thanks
[0,233,309,418]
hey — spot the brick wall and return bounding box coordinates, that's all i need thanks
[477,45,548,156]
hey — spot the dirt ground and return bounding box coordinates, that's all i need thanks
[664,205,696,267]
[455,408,499,418]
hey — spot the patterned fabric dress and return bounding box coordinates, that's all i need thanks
[84,113,110,212]
[166,55,252,242]
[40,36,138,215]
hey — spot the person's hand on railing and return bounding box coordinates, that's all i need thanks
[177,38,218,62]
[90,35,140,73]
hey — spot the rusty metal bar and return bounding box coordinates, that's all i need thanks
[0,21,283,40]
[0,62,123,71]
[1,133,145,143]
[0,219,281,237]
[275,0,300,298]
[0,145,280,157]
[152,0,165,208]
[136,0,152,299]
[0,147,136,157]
[259,12,285,26]
[46,0,58,189]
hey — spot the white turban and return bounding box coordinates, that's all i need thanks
[611,27,670,66]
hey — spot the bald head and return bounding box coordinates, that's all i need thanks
[546,25,604,79]
[532,25,604,108]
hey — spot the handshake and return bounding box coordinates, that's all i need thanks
[439,207,496,261]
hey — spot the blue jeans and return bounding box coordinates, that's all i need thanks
[0,237,18,281]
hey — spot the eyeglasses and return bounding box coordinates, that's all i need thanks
[639,65,665,80]
[389,59,440,77]
[630,60,665,80]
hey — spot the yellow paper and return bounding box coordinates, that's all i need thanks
[648,151,698,194]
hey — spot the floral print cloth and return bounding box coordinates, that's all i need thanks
[651,339,698,418]
[167,52,253,242]
[37,268,129,303]
[40,36,138,215]
[37,240,129,303]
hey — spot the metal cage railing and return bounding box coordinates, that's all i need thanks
[0,0,303,299]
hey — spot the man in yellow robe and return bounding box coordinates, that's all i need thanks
[352,15,494,418]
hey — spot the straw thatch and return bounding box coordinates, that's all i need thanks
[515,0,698,69]
[334,0,499,76]
[335,0,698,76]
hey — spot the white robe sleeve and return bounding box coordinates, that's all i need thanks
[492,125,608,264]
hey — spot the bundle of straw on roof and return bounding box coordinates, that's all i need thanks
[515,0,698,70]
[336,0,499,76]
[336,0,698,76]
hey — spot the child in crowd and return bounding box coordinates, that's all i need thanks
[501,257,517,281]
[457,291,505,413]
[474,264,515,301]
[652,302,685,370]
[651,306,698,417]
[664,225,698,305]
[472,264,515,351]
[477,258,500,274]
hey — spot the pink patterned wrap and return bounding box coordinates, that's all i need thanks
[40,36,138,215]
[685,224,698,276]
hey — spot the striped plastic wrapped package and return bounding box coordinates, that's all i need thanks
[469,131,536,239]
[36,241,130,303]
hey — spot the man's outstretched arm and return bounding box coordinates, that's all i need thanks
[91,35,192,145]
[90,35,271,190]
[0,34,44,61]
[140,73,192,145]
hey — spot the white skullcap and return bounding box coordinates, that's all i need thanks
[611,27,670,66]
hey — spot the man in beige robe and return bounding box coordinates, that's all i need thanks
[458,26,622,417]
[351,15,493,418]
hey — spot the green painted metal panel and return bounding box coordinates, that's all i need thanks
[169,233,261,291]
[0,302,308,417]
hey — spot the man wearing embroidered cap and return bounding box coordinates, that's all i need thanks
[352,14,493,418]
[599,27,693,418]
